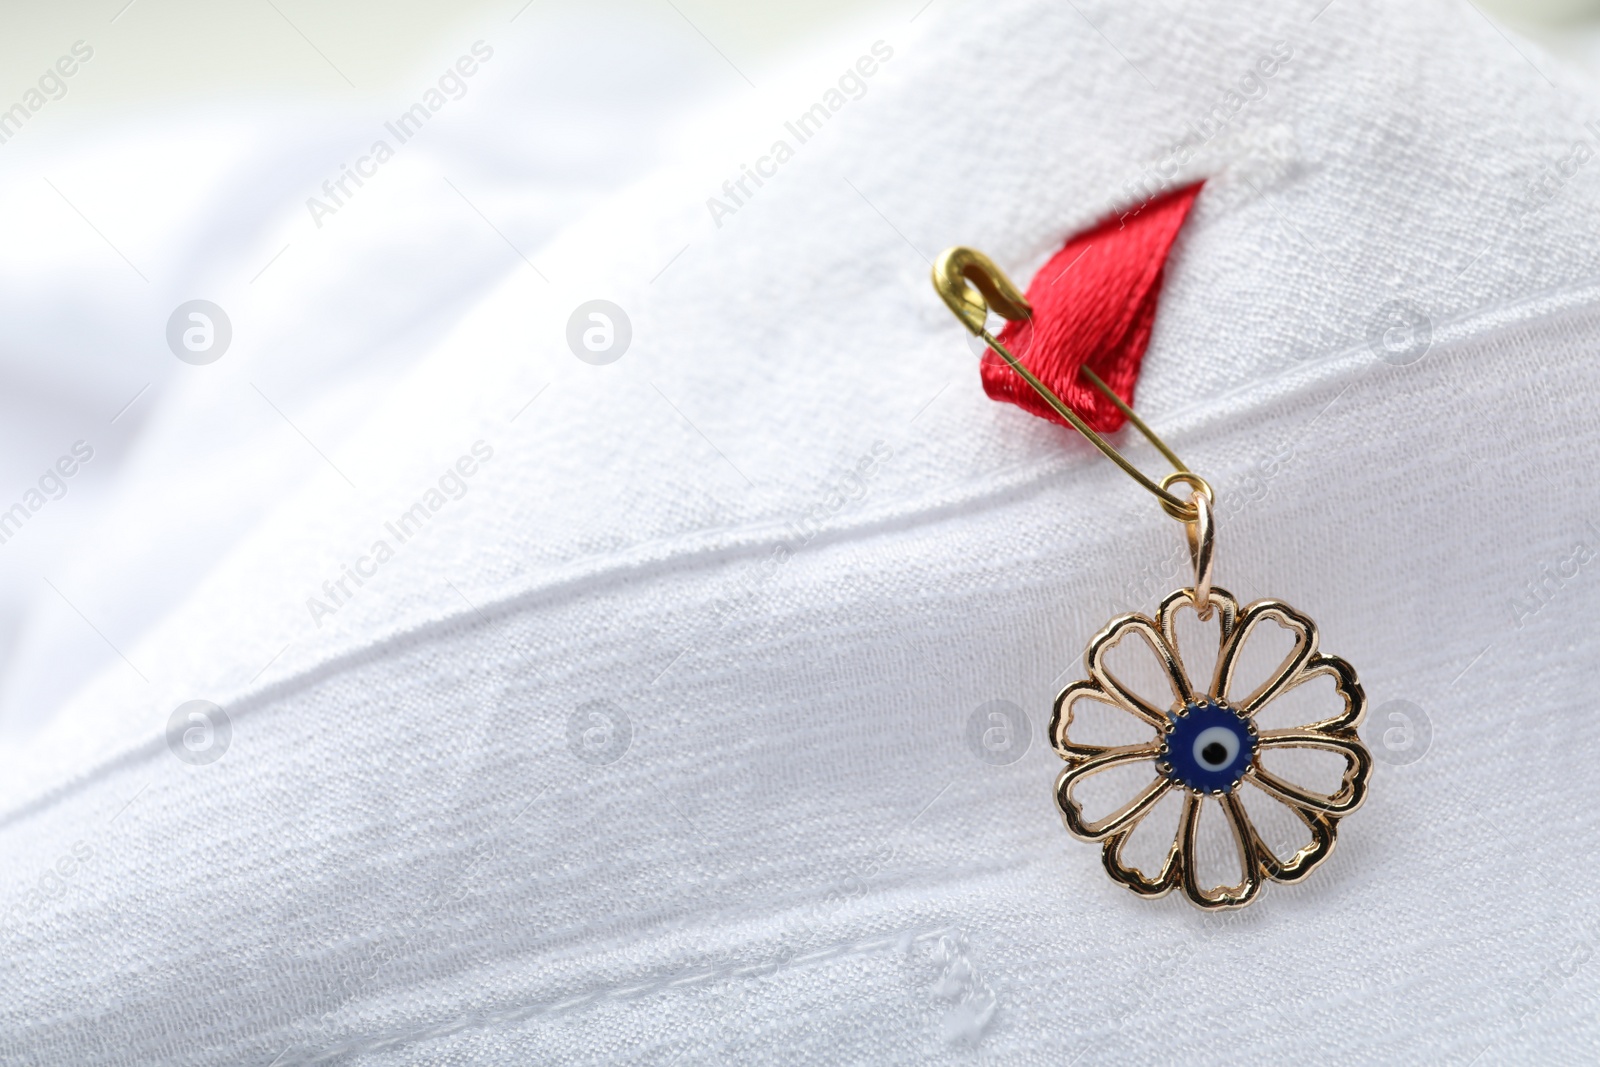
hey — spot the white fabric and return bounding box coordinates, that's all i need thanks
[6,0,1600,1062]
[0,4,724,738]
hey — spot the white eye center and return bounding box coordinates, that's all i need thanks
[1193,726,1240,770]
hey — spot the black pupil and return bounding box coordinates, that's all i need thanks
[1201,741,1229,766]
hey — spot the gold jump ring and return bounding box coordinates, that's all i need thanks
[1159,471,1213,522]
[1182,488,1215,619]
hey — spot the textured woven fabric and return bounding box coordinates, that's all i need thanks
[6,0,1600,1063]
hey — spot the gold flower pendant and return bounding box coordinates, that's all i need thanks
[1051,583,1371,910]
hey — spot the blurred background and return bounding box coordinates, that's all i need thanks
[0,0,1590,740]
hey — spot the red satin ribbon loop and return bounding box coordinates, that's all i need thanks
[981,182,1202,433]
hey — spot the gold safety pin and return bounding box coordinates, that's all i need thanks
[931,246,1211,523]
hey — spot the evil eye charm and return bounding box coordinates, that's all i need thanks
[1051,589,1371,909]
[1158,699,1257,793]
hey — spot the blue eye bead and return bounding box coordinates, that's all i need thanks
[1155,699,1258,794]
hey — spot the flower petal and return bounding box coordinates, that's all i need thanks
[1248,730,1371,815]
[1212,599,1317,713]
[1178,790,1264,910]
[1257,653,1365,734]
[1101,788,1182,897]
[1157,585,1239,696]
[1086,612,1189,728]
[1237,780,1339,883]
[1054,745,1168,841]
[1050,679,1159,763]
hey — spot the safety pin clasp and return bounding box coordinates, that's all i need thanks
[932,247,1032,335]
[931,245,1211,523]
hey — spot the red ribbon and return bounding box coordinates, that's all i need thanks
[981,182,1202,433]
